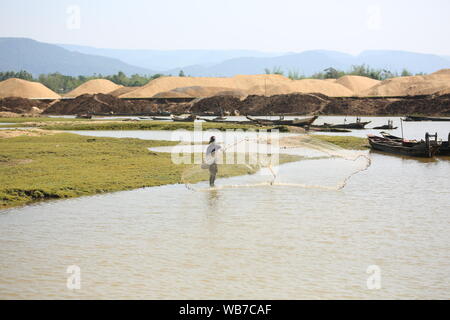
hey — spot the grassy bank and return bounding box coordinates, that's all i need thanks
[0,117,88,123]
[314,135,369,150]
[0,119,273,131]
[0,132,301,209]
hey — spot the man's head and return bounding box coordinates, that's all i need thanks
[209,136,216,144]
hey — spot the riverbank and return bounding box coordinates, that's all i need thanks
[0,118,271,131]
[0,130,367,209]
[0,131,312,209]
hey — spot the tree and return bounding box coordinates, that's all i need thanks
[401,69,412,77]
[323,67,340,79]
[178,70,185,77]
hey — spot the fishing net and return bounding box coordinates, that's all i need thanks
[176,129,371,192]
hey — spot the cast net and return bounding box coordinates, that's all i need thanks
[176,130,371,191]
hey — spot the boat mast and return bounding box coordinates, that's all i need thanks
[400,118,404,140]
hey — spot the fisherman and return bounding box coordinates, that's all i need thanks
[205,136,222,187]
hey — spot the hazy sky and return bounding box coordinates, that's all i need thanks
[1,0,450,55]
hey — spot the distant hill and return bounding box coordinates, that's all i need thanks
[0,38,156,76]
[167,50,450,77]
[58,44,282,71]
[2,38,450,77]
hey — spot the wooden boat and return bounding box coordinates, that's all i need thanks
[324,117,371,129]
[439,133,450,155]
[381,132,450,156]
[309,126,351,133]
[151,116,172,121]
[373,120,397,130]
[245,115,318,127]
[380,132,405,142]
[76,114,92,119]
[404,115,450,122]
[172,115,197,122]
[368,133,440,158]
[200,117,228,123]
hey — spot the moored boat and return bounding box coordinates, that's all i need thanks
[324,117,371,129]
[172,114,197,122]
[151,116,172,121]
[368,133,440,158]
[76,114,92,119]
[245,115,318,127]
[373,120,397,130]
[381,132,450,156]
[403,115,450,122]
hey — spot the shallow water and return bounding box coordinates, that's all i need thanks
[0,118,449,299]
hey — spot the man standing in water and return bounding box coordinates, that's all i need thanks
[205,136,221,187]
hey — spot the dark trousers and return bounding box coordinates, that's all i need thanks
[209,163,218,187]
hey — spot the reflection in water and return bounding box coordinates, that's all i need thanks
[206,189,220,211]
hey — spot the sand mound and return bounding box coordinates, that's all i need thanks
[120,75,291,98]
[361,75,450,96]
[153,91,190,98]
[431,69,450,77]
[108,86,139,97]
[0,78,60,99]
[437,87,450,95]
[153,86,246,98]
[335,75,380,94]
[247,79,353,97]
[65,79,122,98]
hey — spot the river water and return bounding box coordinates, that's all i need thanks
[0,117,449,299]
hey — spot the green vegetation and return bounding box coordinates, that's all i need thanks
[0,71,165,94]
[0,133,300,208]
[4,120,269,132]
[263,64,426,81]
[0,117,88,124]
[314,135,369,150]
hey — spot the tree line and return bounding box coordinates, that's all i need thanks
[0,71,167,94]
[264,64,426,80]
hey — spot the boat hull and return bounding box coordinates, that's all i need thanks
[368,135,440,158]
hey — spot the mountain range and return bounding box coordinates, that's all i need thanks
[1,37,450,77]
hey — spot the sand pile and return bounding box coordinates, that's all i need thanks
[0,97,49,114]
[0,78,60,99]
[430,69,450,77]
[246,79,353,97]
[335,75,380,94]
[108,86,139,97]
[154,86,247,98]
[65,80,122,98]
[44,94,151,115]
[361,69,450,97]
[120,75,294,98]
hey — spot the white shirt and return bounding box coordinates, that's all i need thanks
[205,142,222,165]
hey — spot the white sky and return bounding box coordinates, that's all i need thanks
[1,0,450,55]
